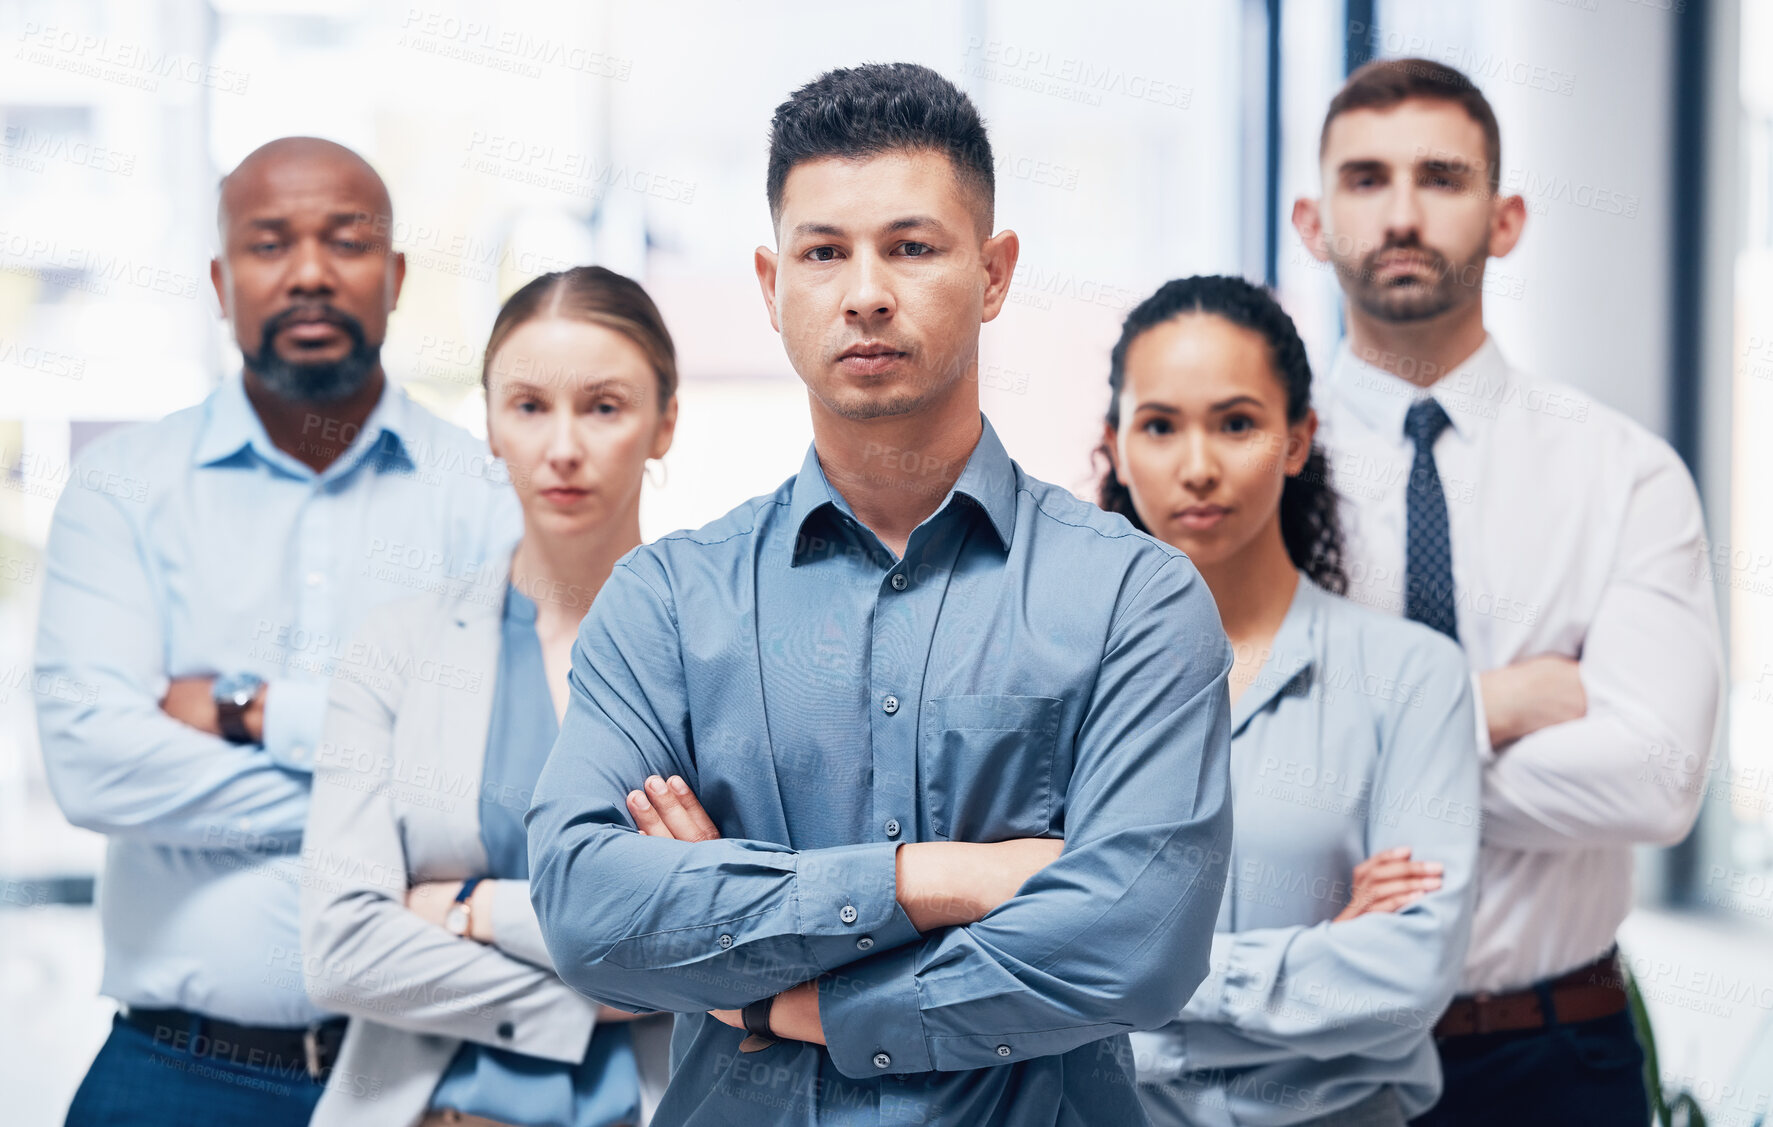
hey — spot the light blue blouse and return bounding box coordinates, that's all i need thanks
[1129,575,1481,1127]
[431,583,641,1127]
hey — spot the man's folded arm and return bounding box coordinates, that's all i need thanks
[1483,453,1722,852]
[818,557,1236,1078]
[34,459,309,848]
[526,555,921,1015]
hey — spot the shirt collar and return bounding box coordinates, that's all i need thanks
[1327,335,1509,444]
[194,371,418,477]
[1230,572,1323,737]
[787,413,1018,565]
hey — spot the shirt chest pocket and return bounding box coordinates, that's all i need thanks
[919,694,1064,842]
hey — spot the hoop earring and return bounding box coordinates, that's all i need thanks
[644,458,668,489]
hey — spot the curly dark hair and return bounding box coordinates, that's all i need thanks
[1094,275,1347,595]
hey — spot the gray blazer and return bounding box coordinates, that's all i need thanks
[300,568,670,1127]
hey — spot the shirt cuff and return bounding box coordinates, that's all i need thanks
[1470,670,1497,764]
[1128,1025,1189,1083]
[1179,931,1237,1022]
[795,841,922,970]
[263,678,328,772]
[818,938,932,1079]
[488,879,555,970]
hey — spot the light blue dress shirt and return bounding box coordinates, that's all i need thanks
[527,416,1236,1127]
[33,373,518,1025]
[432,583,642,1127]
[1127,576,1481,1127]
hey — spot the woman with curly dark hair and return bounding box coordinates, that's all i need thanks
[1096,276,1482,1127]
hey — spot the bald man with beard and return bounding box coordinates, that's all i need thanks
[34,137,517,1126]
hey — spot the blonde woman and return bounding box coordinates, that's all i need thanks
[302,267,679,1127]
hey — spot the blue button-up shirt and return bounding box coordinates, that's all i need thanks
[34,373,517,1025]
[1127,576,1480,1127]
[528,416,1235,1126]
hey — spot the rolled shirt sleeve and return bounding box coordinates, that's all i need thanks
[819,557,1235,1079]
[262,677,328,773]
[1470,670,1495,764]
[34,447,310,847]
[487,879,556,970]
[1482,448,1721,851]
[527,556,922,1014]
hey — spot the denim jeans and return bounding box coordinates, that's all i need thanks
[64,1013,326,1127]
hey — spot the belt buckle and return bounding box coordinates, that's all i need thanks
[1470,991,1496,1036]
[303,1022,327,1081]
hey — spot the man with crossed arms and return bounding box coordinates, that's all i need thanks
[528,62,1234,1127]
[1295,58,1722,1126]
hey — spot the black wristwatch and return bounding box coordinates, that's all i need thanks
[213,673,265,744]
[738,996,777,1053]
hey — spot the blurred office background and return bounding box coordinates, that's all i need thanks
[2,0,1770,1122]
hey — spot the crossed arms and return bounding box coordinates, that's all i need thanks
[525,552,1237,1078]
[620,772,1064,1044]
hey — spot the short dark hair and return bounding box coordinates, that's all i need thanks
[765,62,995,234]
[1321,58,1501,193]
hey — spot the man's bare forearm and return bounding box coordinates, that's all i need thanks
[894,838,1063,932]
[1480,655,1586,750]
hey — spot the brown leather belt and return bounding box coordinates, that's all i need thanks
[1434,950,1628,1040]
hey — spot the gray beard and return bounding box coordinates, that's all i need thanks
[252,351,378,402]
[248,308,379,403]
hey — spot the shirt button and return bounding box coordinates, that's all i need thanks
[305,570,325,587]
[872,1051,892,1070]
[717,933,734,949]
[890,572,908,591]
[839,904,858,924]
[996,1044,1011,1057]
[497,1022,515,1039]
[881,695,899,715]
[857,936,874,951]
[884,819,901,839]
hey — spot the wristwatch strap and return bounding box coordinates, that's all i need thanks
[217,705,253,743]
[216,688,255,743]
[445,877,484,937]
[738,996,777,1053]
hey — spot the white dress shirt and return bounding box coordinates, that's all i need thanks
[1317,336,1722,994]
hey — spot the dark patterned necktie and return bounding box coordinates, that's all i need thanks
[1404,398,1458,641]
